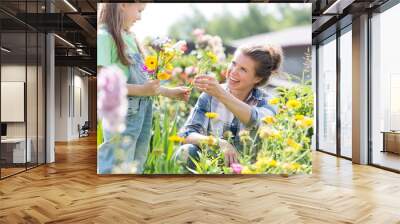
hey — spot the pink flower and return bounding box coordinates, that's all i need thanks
[172,67,183,76]
[184,66,197,75]
[192,28,205,37]
[97,65,128,133]
[141,64,155,74]
[230,163,243,174]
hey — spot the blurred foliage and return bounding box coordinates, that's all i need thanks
[168,4,311,42]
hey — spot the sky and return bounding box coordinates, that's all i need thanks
[132,3,311,42]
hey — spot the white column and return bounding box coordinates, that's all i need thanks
[352,14,369,164]
[46,1,55,163]
[46,33,55,163]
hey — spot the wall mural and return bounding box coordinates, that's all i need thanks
[97,3,314,175]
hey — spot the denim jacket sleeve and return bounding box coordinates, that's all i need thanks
[179,93,211,138]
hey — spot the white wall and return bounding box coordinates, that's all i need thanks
[1,65,26,138]
[55,66,69,141]
[54,67,89,141]
[1,65,35,138]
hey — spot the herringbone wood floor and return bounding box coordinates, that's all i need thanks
[0,135,400,224]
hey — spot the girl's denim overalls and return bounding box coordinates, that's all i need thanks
[98,52,153,174]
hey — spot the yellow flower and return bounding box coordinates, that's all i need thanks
[296,117,313,129]
[205,112,219,119]
[258,127,281,139]
[241,166,254,174]
[168,135,185,143]
[223,131,233,139]
[267,159,278,167]
[282,162,301,173]
[301,117,313,128]
[268,98,279,105]
[255,157,277,172]
[291,163,301,171]
[259,127,269,139]
[239,130,250,137]
[270,129,281,139]
[239,130,251,143]
[286,138,301,150]
[294,114,304,121]
[144,55,157,71]
[262,115,276,125]
[166,63,174,72]
[201,135,217,146]
[255,157,269,169]
[157,72,171,81]
[206,51,218,63]
[259,127,272,139]
[163,50,174,62]
[286,99,301,110]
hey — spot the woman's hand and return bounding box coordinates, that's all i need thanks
[194,75,225,99]
[161,86,191,102]
[219,139,239,167]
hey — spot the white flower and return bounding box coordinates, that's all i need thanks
[172,40,187,53]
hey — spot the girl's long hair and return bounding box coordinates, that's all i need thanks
[98,3,131,65]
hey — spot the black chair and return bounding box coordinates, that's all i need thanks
[79,121,90,138]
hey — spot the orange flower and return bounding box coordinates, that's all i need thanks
[179,72,188,80]
[157,72,171,81]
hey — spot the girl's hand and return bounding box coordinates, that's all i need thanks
[162,86,191,102]
[142,80,161,96]
[219,139,239,167]
[193,75,225,98]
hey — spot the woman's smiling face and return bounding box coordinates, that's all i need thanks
[226,50,262,92]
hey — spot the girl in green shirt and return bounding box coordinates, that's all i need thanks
[97,3,190,174]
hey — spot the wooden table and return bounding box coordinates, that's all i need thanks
[381,131,400,154]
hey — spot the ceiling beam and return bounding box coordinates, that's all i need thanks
[323,0,356,14]
[67,13,96,46]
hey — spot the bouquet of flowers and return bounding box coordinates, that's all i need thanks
[188,28,227,87]
[143,37,187,81]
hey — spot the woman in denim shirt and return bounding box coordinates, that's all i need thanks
[174,44,282,170]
